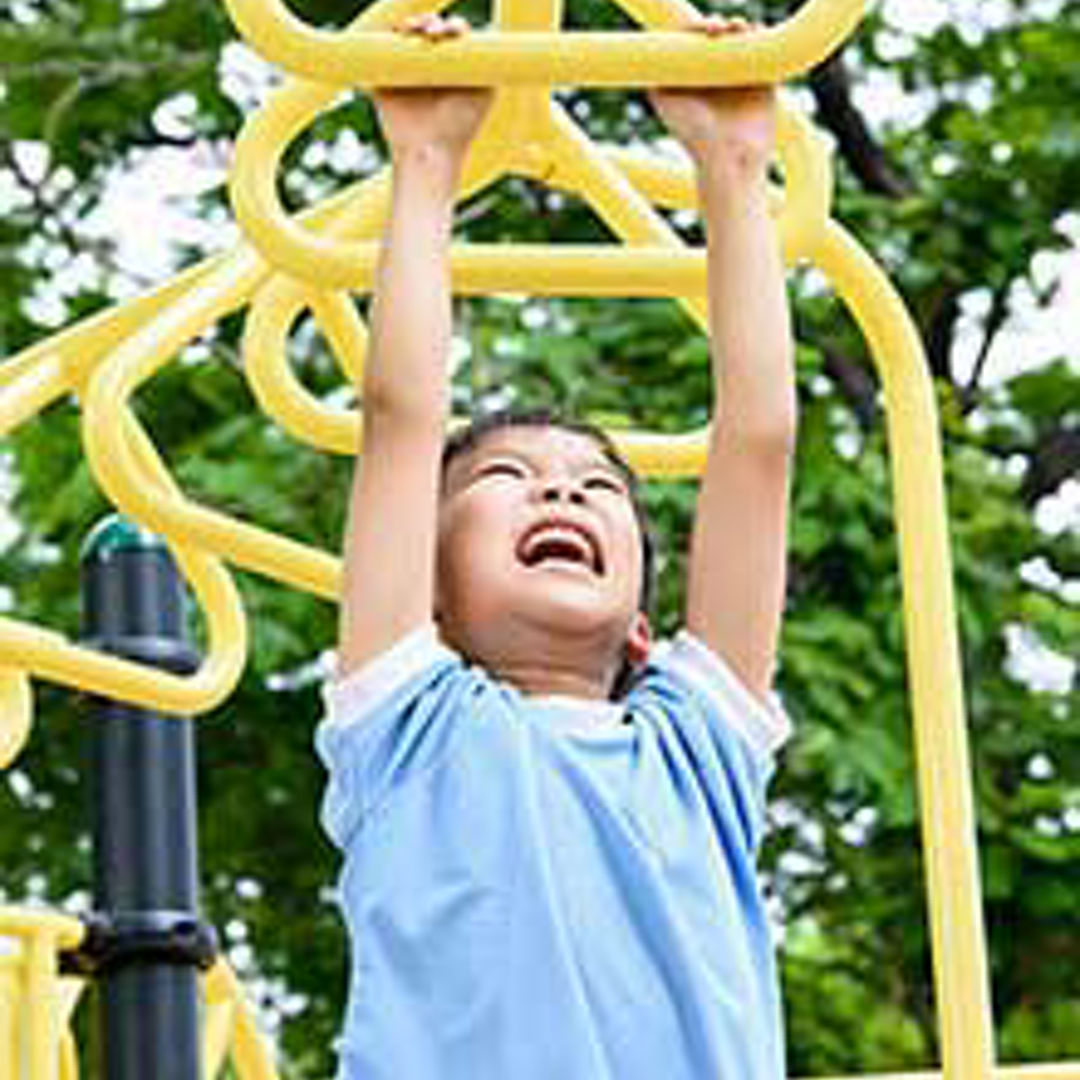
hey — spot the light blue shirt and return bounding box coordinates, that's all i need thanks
[316,629,789,1080]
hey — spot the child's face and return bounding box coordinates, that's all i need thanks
[436,425,650,682]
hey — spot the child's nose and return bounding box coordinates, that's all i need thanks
[539,478,586,506]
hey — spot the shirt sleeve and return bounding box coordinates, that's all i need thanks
[632,630,791,855]
[322,624,451,723]
[651,630,791,761]
[315,624,468,850]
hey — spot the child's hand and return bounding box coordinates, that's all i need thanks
[649,16,775,175]
[375,16,493,170]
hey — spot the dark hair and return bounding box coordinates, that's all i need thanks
[441,409,657,699]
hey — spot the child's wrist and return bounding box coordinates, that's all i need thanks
[391,142,468,183]
[695,150,771,211]
[695,141,771,183]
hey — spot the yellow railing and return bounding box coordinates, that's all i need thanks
[1,0,1075,1076]
[0,909,278,1080]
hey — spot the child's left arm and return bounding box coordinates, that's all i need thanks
[651,18,797,705]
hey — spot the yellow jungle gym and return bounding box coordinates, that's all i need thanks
[0,0,1075,1076]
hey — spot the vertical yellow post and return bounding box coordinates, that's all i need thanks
[819,222,996,1079]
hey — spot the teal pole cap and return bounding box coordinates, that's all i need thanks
[80,514,168,565]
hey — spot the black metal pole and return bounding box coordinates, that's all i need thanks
[81,515,203,1080]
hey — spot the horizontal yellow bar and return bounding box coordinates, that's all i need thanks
[0,908,84,950]
[222,0,865,87]
[337,242,710,294]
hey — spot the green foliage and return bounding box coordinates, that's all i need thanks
[2,0,1078,1074]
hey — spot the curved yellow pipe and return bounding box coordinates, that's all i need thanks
[0,669,32,770]
[243,277,362,455]
[815,220,995,1078]
[221,0,865,87]
[230,87,828,291]
[240,156,502,455]
[81,279,343,603]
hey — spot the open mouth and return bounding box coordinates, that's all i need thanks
[517,521,604,575]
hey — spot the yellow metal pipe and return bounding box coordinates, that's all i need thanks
[495,0,563,31]
[0,140,390,421]
[0,269,259,714]
[0,171,408,722]
[0,668,32,770]
[230,80,826,291]
[236,100,828,470]
[0,910,84,944]
[0,913,83,1080]
[0,959,16,1080]
[0,354,67,435]
[56,976,83,1080]
[0,197,393,723]
[229,76,525,286]
[0,279,253,716]
[817,220,996,1078]
[308,290,367,386]
[244,278,361,455]
[352,243,709,293]
[59,1029,79,1080]
[83,330,343,601]
[208,962,280,1080]
[240,159,499,456]
[0,610,235,717]
[0,257,221,399]
[222,0,865,87]
[542,101,707,324]
[26,932,56,1080]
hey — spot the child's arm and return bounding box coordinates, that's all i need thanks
[337,16,491,679]
[651,17,797,704]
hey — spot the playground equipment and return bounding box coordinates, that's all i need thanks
[1,0,1077,1075]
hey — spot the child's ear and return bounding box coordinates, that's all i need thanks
[625,612,652,667]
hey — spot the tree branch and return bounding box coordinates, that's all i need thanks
[806,53,915,199]
[1021,424,1080,506]
[924,283,963,382]
[960,286,1010,411]
[822,345,879,429]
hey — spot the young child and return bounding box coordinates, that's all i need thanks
[317,13,796,1079]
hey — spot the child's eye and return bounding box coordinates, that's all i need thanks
[583,473,626,495]
[476,461,527,481]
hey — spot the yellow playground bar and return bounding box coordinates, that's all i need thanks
[0,0,1075,1076]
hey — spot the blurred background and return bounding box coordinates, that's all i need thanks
[1,0,1077,1073]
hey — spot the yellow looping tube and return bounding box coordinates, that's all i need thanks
[772,105,834,263]
[0,668,33,770]
[308,289,367,386]
[240,155,502,457]
[229,86,827,292]
[203,959,280,1080]
[221,0,865,87]
[0,405,250,717]
[81,283,343,603]
[0,155,420,721]
[236,92,827,476]
[243,276,362,455]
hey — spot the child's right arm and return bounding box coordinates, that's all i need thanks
[337,17,491,680]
